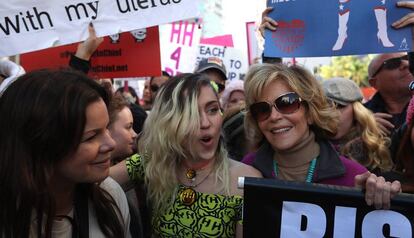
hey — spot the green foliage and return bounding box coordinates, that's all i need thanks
[315,55,375,87]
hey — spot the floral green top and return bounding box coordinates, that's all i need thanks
[126,154,243,237]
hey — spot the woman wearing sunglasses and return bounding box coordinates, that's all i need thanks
[242,63,401,209]
[110,73,262,237]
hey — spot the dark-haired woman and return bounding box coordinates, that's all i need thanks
[0,69,130,237]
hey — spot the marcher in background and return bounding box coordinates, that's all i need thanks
[108,94,138,164]
[141,78,153,110]
[195,57,228,96]
[221,79,245,112]
[0,69,131,237]
[149,71,170,104]
[110,73,262,237]
[394,96,414,193]
[322,77,393,174]
[115,86,147,137]
[365,53,413,136]
[242,63,400,209]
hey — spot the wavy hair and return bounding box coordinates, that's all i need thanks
[341,102,392,171]
[244,63,339,147]
[138,73,230,213]
[0,69,124,238]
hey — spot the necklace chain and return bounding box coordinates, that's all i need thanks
[180,166,214,188]
[272,157,317,183]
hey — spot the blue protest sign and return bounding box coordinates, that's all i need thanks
[264,0,413,57]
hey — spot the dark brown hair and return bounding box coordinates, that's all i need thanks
[0,69,124,237]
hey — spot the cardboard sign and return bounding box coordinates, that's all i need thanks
[21,27,161,78]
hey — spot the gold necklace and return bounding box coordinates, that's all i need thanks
[183,159,212,183]
[178,166,214,206]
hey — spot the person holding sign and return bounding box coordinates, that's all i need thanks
[110,73,262,237]
[0,69,131,237]
[242,63,401,209]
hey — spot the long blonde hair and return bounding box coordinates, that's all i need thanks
[244,63,340,147]
[341,102,393,171]
[138,73,230,213]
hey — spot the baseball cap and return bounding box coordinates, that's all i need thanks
[322,77,363,106]
[195,57,227,81]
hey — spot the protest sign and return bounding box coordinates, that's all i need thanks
[160,21,248,80]
[160,20,202,76]
[242,177,414,238]
[0,0,201,56]
[20,27,161,78]
[264,0,412,57]
[196,44,248,80]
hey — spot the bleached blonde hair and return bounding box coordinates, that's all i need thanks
[138,73,230,213]
[244,63,340,147]
[342,102,393,171]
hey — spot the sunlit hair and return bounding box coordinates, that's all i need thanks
[108,93,128,126]
[0,69,124,238]
[138,73,230,213]
[244,63,339,147]
[341,102,393,171]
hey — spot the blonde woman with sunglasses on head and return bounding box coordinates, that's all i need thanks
[242,63,401,209]
[110,73,261,237]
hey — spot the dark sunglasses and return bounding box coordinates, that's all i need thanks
[150,84,160,93]
[250,92,302,122]
[372,55,408,78]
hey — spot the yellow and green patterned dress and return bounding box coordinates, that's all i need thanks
[126,154,243,237]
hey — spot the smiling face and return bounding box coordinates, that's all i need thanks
[189,85,223,161]
[56,99,115,184]
[257,80,310,151]
[109,106,137,160]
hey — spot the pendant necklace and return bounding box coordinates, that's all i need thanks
[179,162,214,206]
[273,157,318,183]
[183,159,212,183]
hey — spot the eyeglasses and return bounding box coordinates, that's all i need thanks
[150,84,160,93]
[371,55,408,78]
[249,92,302,122]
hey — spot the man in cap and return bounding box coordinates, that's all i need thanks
[195,57,227,96]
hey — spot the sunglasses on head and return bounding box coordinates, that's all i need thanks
[372,55,408,78]
[250,92,302,122]
[150,84,160,93]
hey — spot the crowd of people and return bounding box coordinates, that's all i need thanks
[1,2,414,238]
